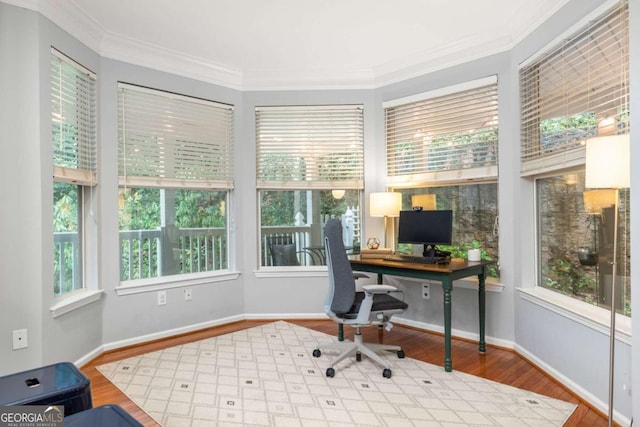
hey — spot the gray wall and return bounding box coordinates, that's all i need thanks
[0,3,44,374]
[0,0,637,422]
[0,4,105,373]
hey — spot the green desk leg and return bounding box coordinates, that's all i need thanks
[443,279,453,372]
[338,324,344,341]
[478,271,486,353]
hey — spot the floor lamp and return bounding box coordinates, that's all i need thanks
[370,192,402,250]
[585,134,630,426]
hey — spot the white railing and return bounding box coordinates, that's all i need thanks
[54,209,362,289]
[118,227,227,281]
[53,231,81,296]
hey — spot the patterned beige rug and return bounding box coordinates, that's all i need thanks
[97,321,576,426]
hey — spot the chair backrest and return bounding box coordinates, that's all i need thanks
[268,235,300,266]
[324,219,356,316]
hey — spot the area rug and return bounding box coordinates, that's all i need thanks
[97,321,576,426]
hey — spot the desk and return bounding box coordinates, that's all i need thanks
[348,256,493,372]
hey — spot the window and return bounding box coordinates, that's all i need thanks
[118,84,234,283]
[256,105,364,267]
[520,2,630,314]
[51,49,97,298]
[384,77,499,275]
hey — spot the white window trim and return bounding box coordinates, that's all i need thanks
[388,168,498,188]
[254,266,328,279]
[115,270,241,296]
[50,289,103,318]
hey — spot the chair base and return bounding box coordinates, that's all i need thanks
[314,328,404,377]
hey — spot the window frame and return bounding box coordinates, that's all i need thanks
[50,48,99,312]
[519,0,630,318]
[116,83,236,289]
[384,77,500,278]
[255,105,365,270]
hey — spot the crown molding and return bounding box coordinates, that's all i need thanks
[100,31,244,90]
[3,0,573,91]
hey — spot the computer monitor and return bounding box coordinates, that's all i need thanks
[397,209,453,258]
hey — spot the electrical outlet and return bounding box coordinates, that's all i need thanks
[12,329,28,350]
[184,288,192,301]
[157,290,167,306]
[422,283,430,299]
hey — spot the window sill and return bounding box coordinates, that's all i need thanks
[517,286,631,344]
[255,266,327,278]
[50,289,103,318]
[115,270,241,296]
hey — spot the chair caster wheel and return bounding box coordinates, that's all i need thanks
[313,349,321,358]
[356,352,362,362]
[326,368,335,377]
[383,368,392,378]
[397,350,405,358]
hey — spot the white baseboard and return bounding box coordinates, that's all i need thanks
[391,316,514,350]
[514,343,630,427]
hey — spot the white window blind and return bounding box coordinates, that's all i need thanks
[256,105,364,190]
[118,83,234,189]
[520,1,629,175]
[51,49,97,185]
[385,77,498,187]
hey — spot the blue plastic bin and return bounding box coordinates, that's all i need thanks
[64,404,143,426]
[0,362,92,415]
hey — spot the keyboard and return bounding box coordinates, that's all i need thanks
[384,254,448,264]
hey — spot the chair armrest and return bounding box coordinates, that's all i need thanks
[362,284,398,294]
[353,272,369,280]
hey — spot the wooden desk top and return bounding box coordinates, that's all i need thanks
[349,255,492,274]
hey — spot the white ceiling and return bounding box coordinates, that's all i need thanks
[15,0,571,90]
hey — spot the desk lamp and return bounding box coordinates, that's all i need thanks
[370,192,402,250]
[585,134,630,427]
[411,194,436,210]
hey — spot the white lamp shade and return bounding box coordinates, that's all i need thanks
[370,192,402,217]
[585,135,630,189]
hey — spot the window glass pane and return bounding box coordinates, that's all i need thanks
[394,184,499,277]
[53,182,83,296]
[259,189,361,266]
[119,188,228,280]
[537,173,630,315]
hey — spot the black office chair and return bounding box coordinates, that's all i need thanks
[267,235,301,266]
[313,219,408,378]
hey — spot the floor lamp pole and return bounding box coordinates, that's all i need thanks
[607,190,619,427]
[382,215,389,249]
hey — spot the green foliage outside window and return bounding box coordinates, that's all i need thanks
[53,182,81,296]
[119,188,228,280]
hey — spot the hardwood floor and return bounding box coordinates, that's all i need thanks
[80,319,609,426]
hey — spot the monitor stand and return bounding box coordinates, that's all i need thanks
[422,244,451,263]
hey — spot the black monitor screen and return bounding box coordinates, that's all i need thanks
[397,209,453,246]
